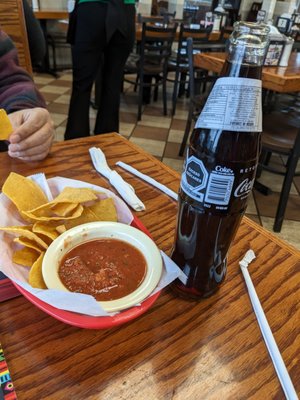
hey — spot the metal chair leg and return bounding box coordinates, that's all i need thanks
[138,74,143,121]
[179,109,193,156]
[162,75,167,116]
[172,69,180,116]
[273,152,299,232]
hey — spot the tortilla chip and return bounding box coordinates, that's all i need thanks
[0,225,48,249]
[2,172,49,214]
[56,224,67,234]
[88,198,117,221]
[32,221,60,241]
[13,247,40,267]
[64,207,99,230]
[50,202,79,217]
[0,173,124,291]
[0,109,13,140]
[22,204,84,222]
[52,187,98,203]
[13,236,44,252]
[28,252,46,289]
[25,201,80,219]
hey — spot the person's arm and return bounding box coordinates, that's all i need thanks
[0,29,54,161]
[0,30,45,111]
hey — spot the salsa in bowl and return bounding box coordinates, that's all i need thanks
[42,221,163,313]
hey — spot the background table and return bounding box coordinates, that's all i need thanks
[194,52,300,93]
[34,10,69,20]
[1,134,300,399]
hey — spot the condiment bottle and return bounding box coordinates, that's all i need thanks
[171,22,270,300]
[279,36,294,67]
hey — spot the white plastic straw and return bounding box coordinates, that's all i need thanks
[116,161,178,201]
[240,250,298,400]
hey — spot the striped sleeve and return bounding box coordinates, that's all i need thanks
[0,29,46,114]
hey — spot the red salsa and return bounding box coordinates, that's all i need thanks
[58,238,147,301]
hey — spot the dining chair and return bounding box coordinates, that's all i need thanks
[124,21,178,121]
[178,37,217,156]
[168,23,213,116]
[292,32,300,52]
[0,0,32,74]
[257,111,300,232]
[246,1,262,22]
[218,25,233,44]
[159,10,176,23]
[46,21,72,72]
[136,14,165,24]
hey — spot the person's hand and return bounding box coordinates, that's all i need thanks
[7,107,55,161]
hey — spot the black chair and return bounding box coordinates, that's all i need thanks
[168,23,213,116]
[46,21,72,73]
[246,2,262,22]
[218,25,233,44]
[124,22,178,121]
[136,14,165,24]
[292,31,300,52]
[257,111,300,232]
[179,37,217,156]
[159,10,176,22]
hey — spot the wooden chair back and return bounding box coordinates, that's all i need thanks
[0,0,32,74]
[219,25,233,43]
[259,111,300,231]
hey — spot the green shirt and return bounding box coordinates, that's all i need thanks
[78,0,135,4]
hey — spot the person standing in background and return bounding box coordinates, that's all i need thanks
[65,0,136,140]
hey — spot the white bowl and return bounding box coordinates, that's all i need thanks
[42,221,163,313]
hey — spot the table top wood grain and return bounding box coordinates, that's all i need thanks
[0,134,299,400]
[34,10,69,20]
[194,51,300,93]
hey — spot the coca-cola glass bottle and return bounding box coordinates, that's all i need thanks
[171,22,270,300]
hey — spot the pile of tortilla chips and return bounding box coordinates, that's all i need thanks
[0,172,118,289]
[0,109,13,140]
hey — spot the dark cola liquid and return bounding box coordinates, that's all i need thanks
[171,63,262,299]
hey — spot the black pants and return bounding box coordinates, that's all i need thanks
[65,2,135,140]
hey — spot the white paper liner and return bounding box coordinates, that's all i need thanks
[0,175,183,317]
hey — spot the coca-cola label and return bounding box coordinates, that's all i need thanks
[181,152,257,210]
[234,178,255,197]
[195,77,262,132]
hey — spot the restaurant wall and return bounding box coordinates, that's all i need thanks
[261,0,276,21]
[137,0,152,14]
[39,0,68,10]
[274,0,298,17]
[239,0,298,21]
[168,0,184,18]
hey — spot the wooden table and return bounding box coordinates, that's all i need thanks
[194,51,300,93]
[1,134,300,399]
[34,10,69,20]
[33,11,221,41]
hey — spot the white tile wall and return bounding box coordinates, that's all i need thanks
[136,0,152,15]
[169,0,184,18]
[39,0,68,10]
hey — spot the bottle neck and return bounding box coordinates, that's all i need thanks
[220,42,265,79]
[220,57,263,79]
[220,22,269,79]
